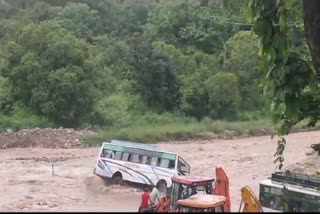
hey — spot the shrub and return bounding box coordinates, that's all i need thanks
[1,22,102,127]
[206,72,241,120]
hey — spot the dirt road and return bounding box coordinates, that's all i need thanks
[0,130,319,212]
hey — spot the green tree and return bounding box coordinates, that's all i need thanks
[92,35,132,80]
[54,2,103,40]
[0,76,13,114]
[128,35,181,112]
[180,72,209,119]
[222,31,266,112]
[247,0,320,165]
[23,1,61,23]
[153,41,219,118]
[116,0,153,36]
[0,0,38,18]
[206,72,241,119]
[144,0,237,54]
[0,21,102,127]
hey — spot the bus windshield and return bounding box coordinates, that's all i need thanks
[177,156,190,175]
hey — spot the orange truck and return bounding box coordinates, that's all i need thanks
[148,167,263,213]
[139,167,230,212]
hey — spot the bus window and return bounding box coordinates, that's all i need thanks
[141,156,148,164]
[151,157,158,166]
[169,160,175,169]
[160,159,170,168]
[157,158,161,166]
[114,151,122,160]
[122,152,130,161]
[146,157,151,165]
[130,154,141,163]
[102,149,115,159]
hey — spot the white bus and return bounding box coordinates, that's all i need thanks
[94,140,190,192]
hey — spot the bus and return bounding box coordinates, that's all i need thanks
[259,171,320,212]
[94,140,191,192]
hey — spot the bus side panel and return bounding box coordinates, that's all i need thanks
[119,163,173,186]
[148,166,175,187]
[95,158,113,178]
[96,159,175,188]
[97,159,157,186]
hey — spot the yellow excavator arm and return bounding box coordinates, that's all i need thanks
[239,186,263,212]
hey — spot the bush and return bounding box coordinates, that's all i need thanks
[91,93,134,128]
[1,22,102,127]
[128,36,181,112]
[0,76,13,114]
[206,72,241,120]
[0,105,54,132]
[180,72,209,119]
[236,111,264,121]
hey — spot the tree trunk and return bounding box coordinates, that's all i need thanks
[303,0,320,77]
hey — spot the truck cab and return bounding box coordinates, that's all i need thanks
[169,175,215,210]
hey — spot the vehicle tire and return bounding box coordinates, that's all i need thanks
[111,172,123,185]
[157,180,167,194]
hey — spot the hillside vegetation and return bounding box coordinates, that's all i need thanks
[0,0,308,143]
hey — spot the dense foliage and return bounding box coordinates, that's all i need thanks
[2,0,319,157]
[247,0,320,164]
[0,0,305,132]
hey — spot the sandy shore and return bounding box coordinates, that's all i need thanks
[0,130,319,212]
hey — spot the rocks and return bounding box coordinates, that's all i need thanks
[25,196,34,200]
[49,204,58,208]
[0,128,96,149]
[306,150,315,156]
[239,156,254,162]
[38,201,47,206]
[12,199,58,210]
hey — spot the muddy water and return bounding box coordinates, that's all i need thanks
[0,131,318,212]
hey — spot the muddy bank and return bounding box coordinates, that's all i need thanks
[0,128,96,149]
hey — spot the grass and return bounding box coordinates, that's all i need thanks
[1,106,319,147]
[84,116,320,146]
[84,119,275,146]
[0,106,55,132]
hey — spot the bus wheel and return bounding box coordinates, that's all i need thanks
[157,180,167,194]
[111,172,123,185]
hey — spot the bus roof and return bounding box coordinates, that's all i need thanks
[110,139,163,152]
[260,179,320,197]
[101,140,180,161]
[177,194,226,209]
[172,175,215,185]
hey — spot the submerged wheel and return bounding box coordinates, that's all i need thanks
[111,172,123,185]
